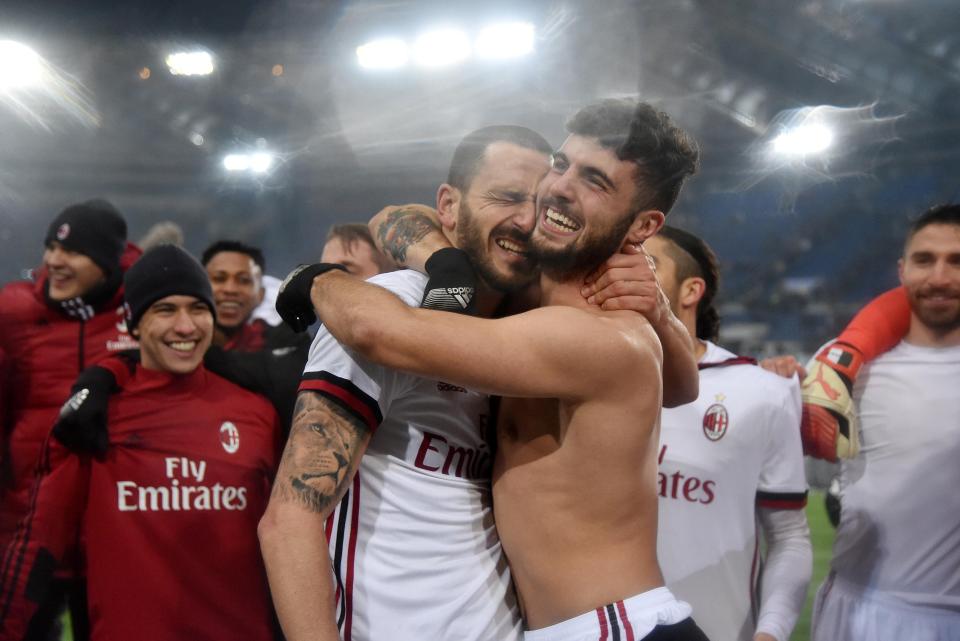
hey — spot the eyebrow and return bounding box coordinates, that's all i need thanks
[581,165,615,191]
[484,189,528,202]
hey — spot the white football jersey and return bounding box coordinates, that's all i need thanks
[657,341,807,641]
[830,340,960,609]
[300,269,521,641]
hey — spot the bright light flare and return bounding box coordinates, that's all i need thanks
[356,38,409,70]
[0,40,44,90]
[772,124,834,156]
[249,152,274,173]
[475,22,535,59]
[223,152,275,174]
[166,51,214,76]
[413,29,470,68]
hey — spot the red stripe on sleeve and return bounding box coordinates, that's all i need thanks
[299,379,379,431]
[758,497,808,509]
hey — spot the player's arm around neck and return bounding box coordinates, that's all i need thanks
[369,203,447,272]
[310,270,655,399]
[258,390,374,641]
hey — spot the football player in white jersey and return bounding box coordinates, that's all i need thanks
[260,120,701,641]
[810,203,960,641]
[271,100,712,640]
[644,227,812,641]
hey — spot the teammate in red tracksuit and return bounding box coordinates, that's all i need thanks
[0,200,139,549]
[0,245,281,640]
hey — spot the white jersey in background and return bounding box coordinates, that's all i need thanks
[300,270,521,641]
[657,341,809,641]
[812,340,960,640]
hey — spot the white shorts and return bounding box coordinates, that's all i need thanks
[524,587,692,641]
[812,572,960,641]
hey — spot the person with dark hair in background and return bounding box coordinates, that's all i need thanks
[264,101,707,640]
[810,204,960,641]
[0,199,140,640]
[0,245,282,641]
[320,223,395,279]
[642,227,811,641]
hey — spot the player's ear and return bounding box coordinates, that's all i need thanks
[436,184,461,232]
[897,257,905,286]
[625,209,665,245]
[680,276,706,310]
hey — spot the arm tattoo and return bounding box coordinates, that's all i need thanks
[271,391,371,514]
[376,208,440,264]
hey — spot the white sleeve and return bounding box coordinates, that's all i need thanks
[757,374,808,508]
[755,507,813,641]
[298,271,425,426]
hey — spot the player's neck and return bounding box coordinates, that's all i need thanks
[538,274,591,309]
[473,283,507,317]
[904,314,960,348]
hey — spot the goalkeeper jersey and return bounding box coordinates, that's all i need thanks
[0,364,281,641]
[657,341,807,641]
[830,340,960,610]
[300,269,521,641]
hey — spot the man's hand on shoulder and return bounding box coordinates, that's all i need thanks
[759,355,806,380]
[581,243,671,328]
[53,362,126,458]
[275,263,347,333]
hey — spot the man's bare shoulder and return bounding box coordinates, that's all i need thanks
[523,305,662,369]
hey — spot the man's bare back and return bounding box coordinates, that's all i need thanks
[494,306,665,629]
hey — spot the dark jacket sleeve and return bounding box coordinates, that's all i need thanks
[0,433,88,639]
[203,332,310,433]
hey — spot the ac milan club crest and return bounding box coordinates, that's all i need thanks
[702,398,729,441]
[56,223,70,241]
[219,421,240,454]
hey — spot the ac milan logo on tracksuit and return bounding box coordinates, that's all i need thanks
[702,404,729,441]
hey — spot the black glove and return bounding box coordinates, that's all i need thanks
[53,365,118,458]
[420,248,478,315]
[275,263,348,333]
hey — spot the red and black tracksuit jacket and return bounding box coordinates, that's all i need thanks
[0,364,281,641]
[0,244,140,548]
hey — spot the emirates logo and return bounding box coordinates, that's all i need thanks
[219,421,240,454]
[56,223,70,240]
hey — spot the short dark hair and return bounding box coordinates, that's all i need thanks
[907,203,960,246]
[566,99,699,214]
[447,125,552,192]
[325,223,394,272]
[325,223,376,249]
[658,225,721,342]
[201,240,266,272]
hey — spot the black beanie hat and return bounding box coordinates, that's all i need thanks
[45,199,127,275]
[123,244,216,331]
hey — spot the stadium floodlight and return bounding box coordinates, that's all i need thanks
[0,40,44,90]
[357,38,409,70]
[772,123,834,156]
[223,152,275,174]
[249,152,274,174]
[413,29,471,68]
[166,51,214,76]
[223,154,250,171]
[475,22,535,60]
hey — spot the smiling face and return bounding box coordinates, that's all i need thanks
[899,222,960,336]
[452,141,550,292]
[136,295,213,375]
[205,251,264,330]
[43,241,107,301]
[531,135,646,279]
